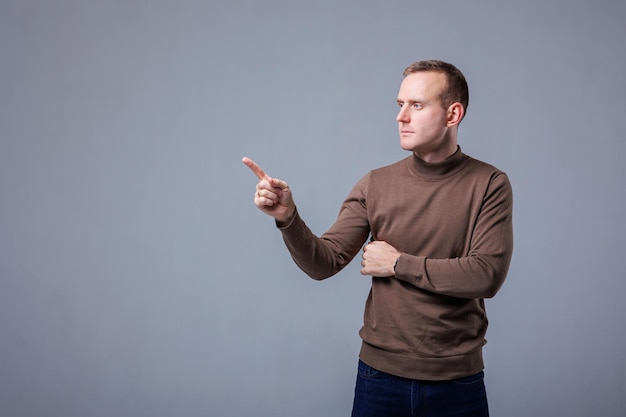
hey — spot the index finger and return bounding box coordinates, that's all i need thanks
[241,156,270,180]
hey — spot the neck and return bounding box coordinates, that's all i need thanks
[409,146,466,179]
[413,135,458,163]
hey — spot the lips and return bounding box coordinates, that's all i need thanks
[399,124,414,134]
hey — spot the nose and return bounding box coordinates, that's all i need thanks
[396,105,409,123]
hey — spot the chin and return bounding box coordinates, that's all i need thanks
[400,141,420,152]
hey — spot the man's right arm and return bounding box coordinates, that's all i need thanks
[278,174,371,280]
[243,157,371,280]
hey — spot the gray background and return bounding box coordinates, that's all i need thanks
[1,0,625,416]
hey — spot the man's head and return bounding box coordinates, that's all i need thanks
[396,60,469,162]
[403,60,469,121]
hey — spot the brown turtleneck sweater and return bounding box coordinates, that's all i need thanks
[278,148,513,380]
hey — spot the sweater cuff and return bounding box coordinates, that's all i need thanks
[275,208,298,229]
[394,253,426,286]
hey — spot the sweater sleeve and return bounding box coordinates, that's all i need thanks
[278,174,372,280]
[394,172,514,299]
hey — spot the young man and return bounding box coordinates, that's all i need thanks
[243,60,513,417]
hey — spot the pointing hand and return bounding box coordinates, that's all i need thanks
[242,157,295,224]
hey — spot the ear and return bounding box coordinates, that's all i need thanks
[446,102,464,127]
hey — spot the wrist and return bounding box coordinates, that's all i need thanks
[276,208,297,228]
[393,255,400,275]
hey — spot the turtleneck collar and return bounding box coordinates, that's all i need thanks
[408,146,469,179]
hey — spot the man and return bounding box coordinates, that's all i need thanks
[243,60,513,417]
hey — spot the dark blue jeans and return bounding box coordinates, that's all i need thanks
[351,360,489,417]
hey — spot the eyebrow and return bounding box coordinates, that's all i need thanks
[397,98,426,104]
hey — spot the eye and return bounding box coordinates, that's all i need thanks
[397,101,403,107]
[412,103,422,110]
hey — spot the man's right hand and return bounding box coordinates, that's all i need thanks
[242,157,296,225]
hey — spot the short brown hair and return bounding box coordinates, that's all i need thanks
[403,60,469,118]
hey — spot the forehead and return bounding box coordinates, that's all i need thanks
[397,71,447,101]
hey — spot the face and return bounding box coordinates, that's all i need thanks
[396,71,459,162]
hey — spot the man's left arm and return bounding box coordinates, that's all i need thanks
[362,172,514,299]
